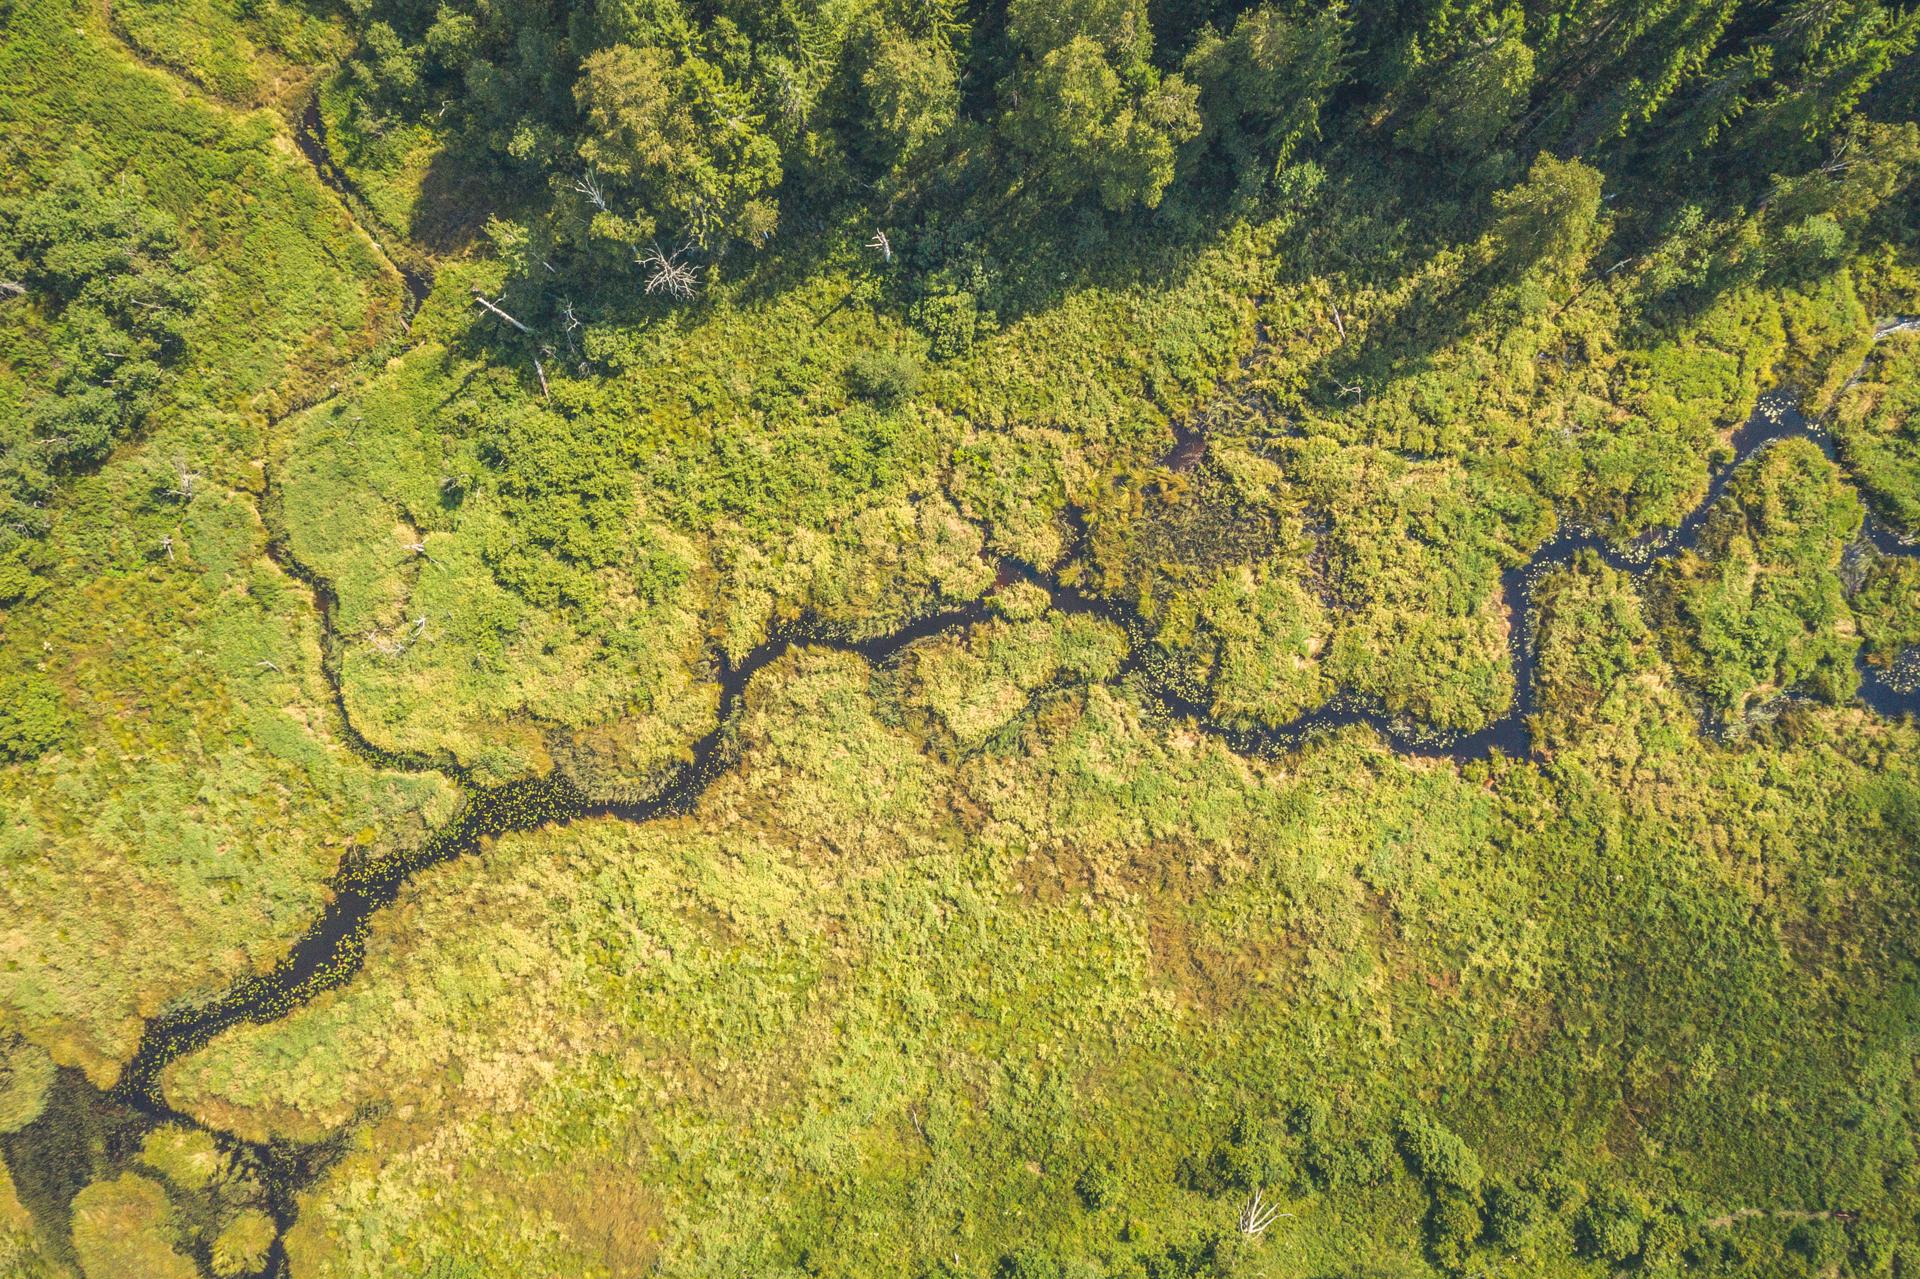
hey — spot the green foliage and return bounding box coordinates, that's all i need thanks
[69,1174,198,1279]
[854,24,959,178]
[1175,1109,1290,1197]
[1651,439,1865,721]
[0,162,199,556]
[1001,0,1202,212]
[0,1034,54,1135]
[0,667,65,763]
[574,43,782,251]
[211,1208,277,1277]
[1488,152,1607,282]
[1394,1111,1484,1193]
[1831,329,1920,534]
[154,639,1920,1278]
[1140,1234,1229,1279]
[846,346,924,407]
[139,1125,227,1191]
[0,0,453,1090]
[1482,1177,1542,1248]
[996,1246,1063,1279]
[1184,5,1348,191]
[8,0,1920,1275]
[479,399,634,609]
[1075,1160,1119,1211]
[1425,1191,1484,1271]
[1854,556,1920,668]
[1392,6,1535,160]
[108,0,346,104]
[1575,1186,1647,1265]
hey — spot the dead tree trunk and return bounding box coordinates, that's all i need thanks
[471,291,532,333]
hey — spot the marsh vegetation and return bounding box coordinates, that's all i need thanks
[2,0,1919,1277]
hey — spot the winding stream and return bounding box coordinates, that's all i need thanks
[4,76,1917,1279]
[96,381,1920,1257]
[1117,390,1919,760]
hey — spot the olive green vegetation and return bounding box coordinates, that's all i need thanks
[0,1158,66,1279]
[0,0,457,1086]
[1650,439,1866,726]
[0,1034,55,1136]
[107,0,347,108]
[69,1173,198,1279]
[1856,556,1920,673]
[162,633,1920,1279]
[1833,329,1920,534]
[288,189,1910,767]
[3,0,1920,1275]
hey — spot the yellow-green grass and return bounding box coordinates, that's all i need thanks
[164,627,1920,1278]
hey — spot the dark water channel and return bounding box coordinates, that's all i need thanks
[1,599,999,1278]
[8,384,1918,1277]
[1137,390,1919,758]
[294,96,432,307]
[6,92,1916,1273]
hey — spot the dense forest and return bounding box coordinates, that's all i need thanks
[2,0,1919,1277]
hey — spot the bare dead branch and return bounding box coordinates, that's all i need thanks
[470,290,532,333]
[367,614,429,657]
[638,243,700,300]
[1237,1187,1292,1237]
[570,170,609,212]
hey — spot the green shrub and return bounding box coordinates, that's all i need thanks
[1786,1218,1848,1269]
[1302,1126,1396,1190]
[1639,1211,1692,1275]
[210,1209,276,1277]
[1140,1235,1226,1279]
[1425,1192,1484,1272]
[1178,1110,1290,1196]
[1575,1187,1646,1265]
[912,290,987,359]
[995,1246,1063,1279]
[0,1033,55,1134]
[1394,1111,1484,1193]
[846,347,923,408]
[0,669,65,762]
[1075,1161,1119,1211]
[1483,1178,1542,1249]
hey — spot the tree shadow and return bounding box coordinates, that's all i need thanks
[408,139,524,258]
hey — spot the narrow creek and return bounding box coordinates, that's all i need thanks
[14,377,1912,1278]
[5,82,1917,1278]
[1100,389,1919,760]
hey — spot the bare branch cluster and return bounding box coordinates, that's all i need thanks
[367,614,428,657]
[639,243,700,300]
[570,169,609,212]
[1237,1187,1290,1237]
